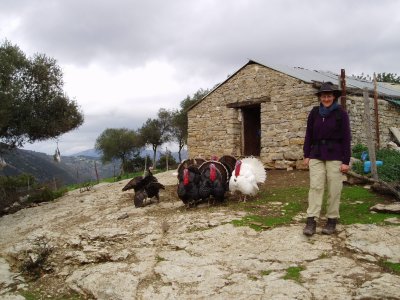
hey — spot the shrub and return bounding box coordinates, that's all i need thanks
[157,153,178,170]
[20,237,53,279]
[0,173,36,210]
[351,144,400,183]
[122,154,147,173]
[0,173,36,191]
[376,148,400,182]
[352,144,368,160]
[27,187,67,204]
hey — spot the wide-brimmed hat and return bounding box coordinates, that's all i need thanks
[315,82,341,97]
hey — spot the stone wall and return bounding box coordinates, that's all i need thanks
[187,63,400,169]
[347,96,400,147]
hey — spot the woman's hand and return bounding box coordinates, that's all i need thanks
[303,158,310,166]
[340,164,350,173]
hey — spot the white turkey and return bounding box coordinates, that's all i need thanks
[229,157,267,202]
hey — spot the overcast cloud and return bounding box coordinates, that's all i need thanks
[1,0,399,155]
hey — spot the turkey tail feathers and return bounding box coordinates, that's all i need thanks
[241,157,267,183]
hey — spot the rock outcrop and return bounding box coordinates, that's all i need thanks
[1,171,399,299]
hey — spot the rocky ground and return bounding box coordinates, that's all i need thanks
[0,170,400,299]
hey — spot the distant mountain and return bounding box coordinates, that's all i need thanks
[70,148,188,162]
[0,148,118,186]
[71,149,102,158]
[0,147,188,187]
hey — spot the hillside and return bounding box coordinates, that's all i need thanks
[0,147,188,187]
[72,148,188,162]
[0,148,117,186]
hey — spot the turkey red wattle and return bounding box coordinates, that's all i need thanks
[210,163,217,182]
[234,160,242,177]
[183,168,190,185]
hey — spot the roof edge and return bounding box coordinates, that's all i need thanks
[187,60,264,112]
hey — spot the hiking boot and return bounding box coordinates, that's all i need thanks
[303,217,316,236]
[322,218,337,235]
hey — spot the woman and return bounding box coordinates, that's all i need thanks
[303,82,351,236]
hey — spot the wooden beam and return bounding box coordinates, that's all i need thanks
[363,88,378,180]
[340,69,347,111]
[226,96,270,108]
[373,73,381,149]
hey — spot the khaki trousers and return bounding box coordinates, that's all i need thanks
[307,159,343,219]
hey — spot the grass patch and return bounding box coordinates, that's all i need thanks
[283,266,304,282]
[156,255,166,262]
[381,261,400,275]
[231,184,398,230]
[248,274,258,281]
[318,252,330,259]
[20,290,83,300]
[260,270,272,276]
[231,187,308,230]
[339,186,399,225]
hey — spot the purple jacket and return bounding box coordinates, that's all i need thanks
[303,107,351,165]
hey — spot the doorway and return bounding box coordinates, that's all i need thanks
[242,105,261,156]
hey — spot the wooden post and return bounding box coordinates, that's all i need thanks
[373,73,380,149]
[166,147,169,171]
[340,69,347,111]
[363,88,378,180]
[144,155,147,176]
[94,161,99,184]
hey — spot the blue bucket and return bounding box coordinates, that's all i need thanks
[363,161,383,173]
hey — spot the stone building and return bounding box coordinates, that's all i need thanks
[187,60,400,169]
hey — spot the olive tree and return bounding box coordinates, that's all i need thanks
[139,108,172,168]
[169,89,210,162]
[0,40,84,149]
[95,128,143,174]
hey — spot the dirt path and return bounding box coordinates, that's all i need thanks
[1,170,400,299]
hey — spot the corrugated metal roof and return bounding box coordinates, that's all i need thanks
[378,82,400,92]
[387,99,400,106]
[256,60,400,99]
[188,60,400,111]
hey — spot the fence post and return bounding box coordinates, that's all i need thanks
[166,147,169,171]
[363,88,378,180]
[340,69,347,111]
[373,73,380,149]
[94,161,100,184]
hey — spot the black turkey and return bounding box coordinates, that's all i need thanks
[176,158,205,207]
[122,168,165,207]
[198,160,229,204]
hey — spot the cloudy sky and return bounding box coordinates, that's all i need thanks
[1,0,399,155]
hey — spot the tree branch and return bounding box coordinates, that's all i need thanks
[347,171,400,200]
